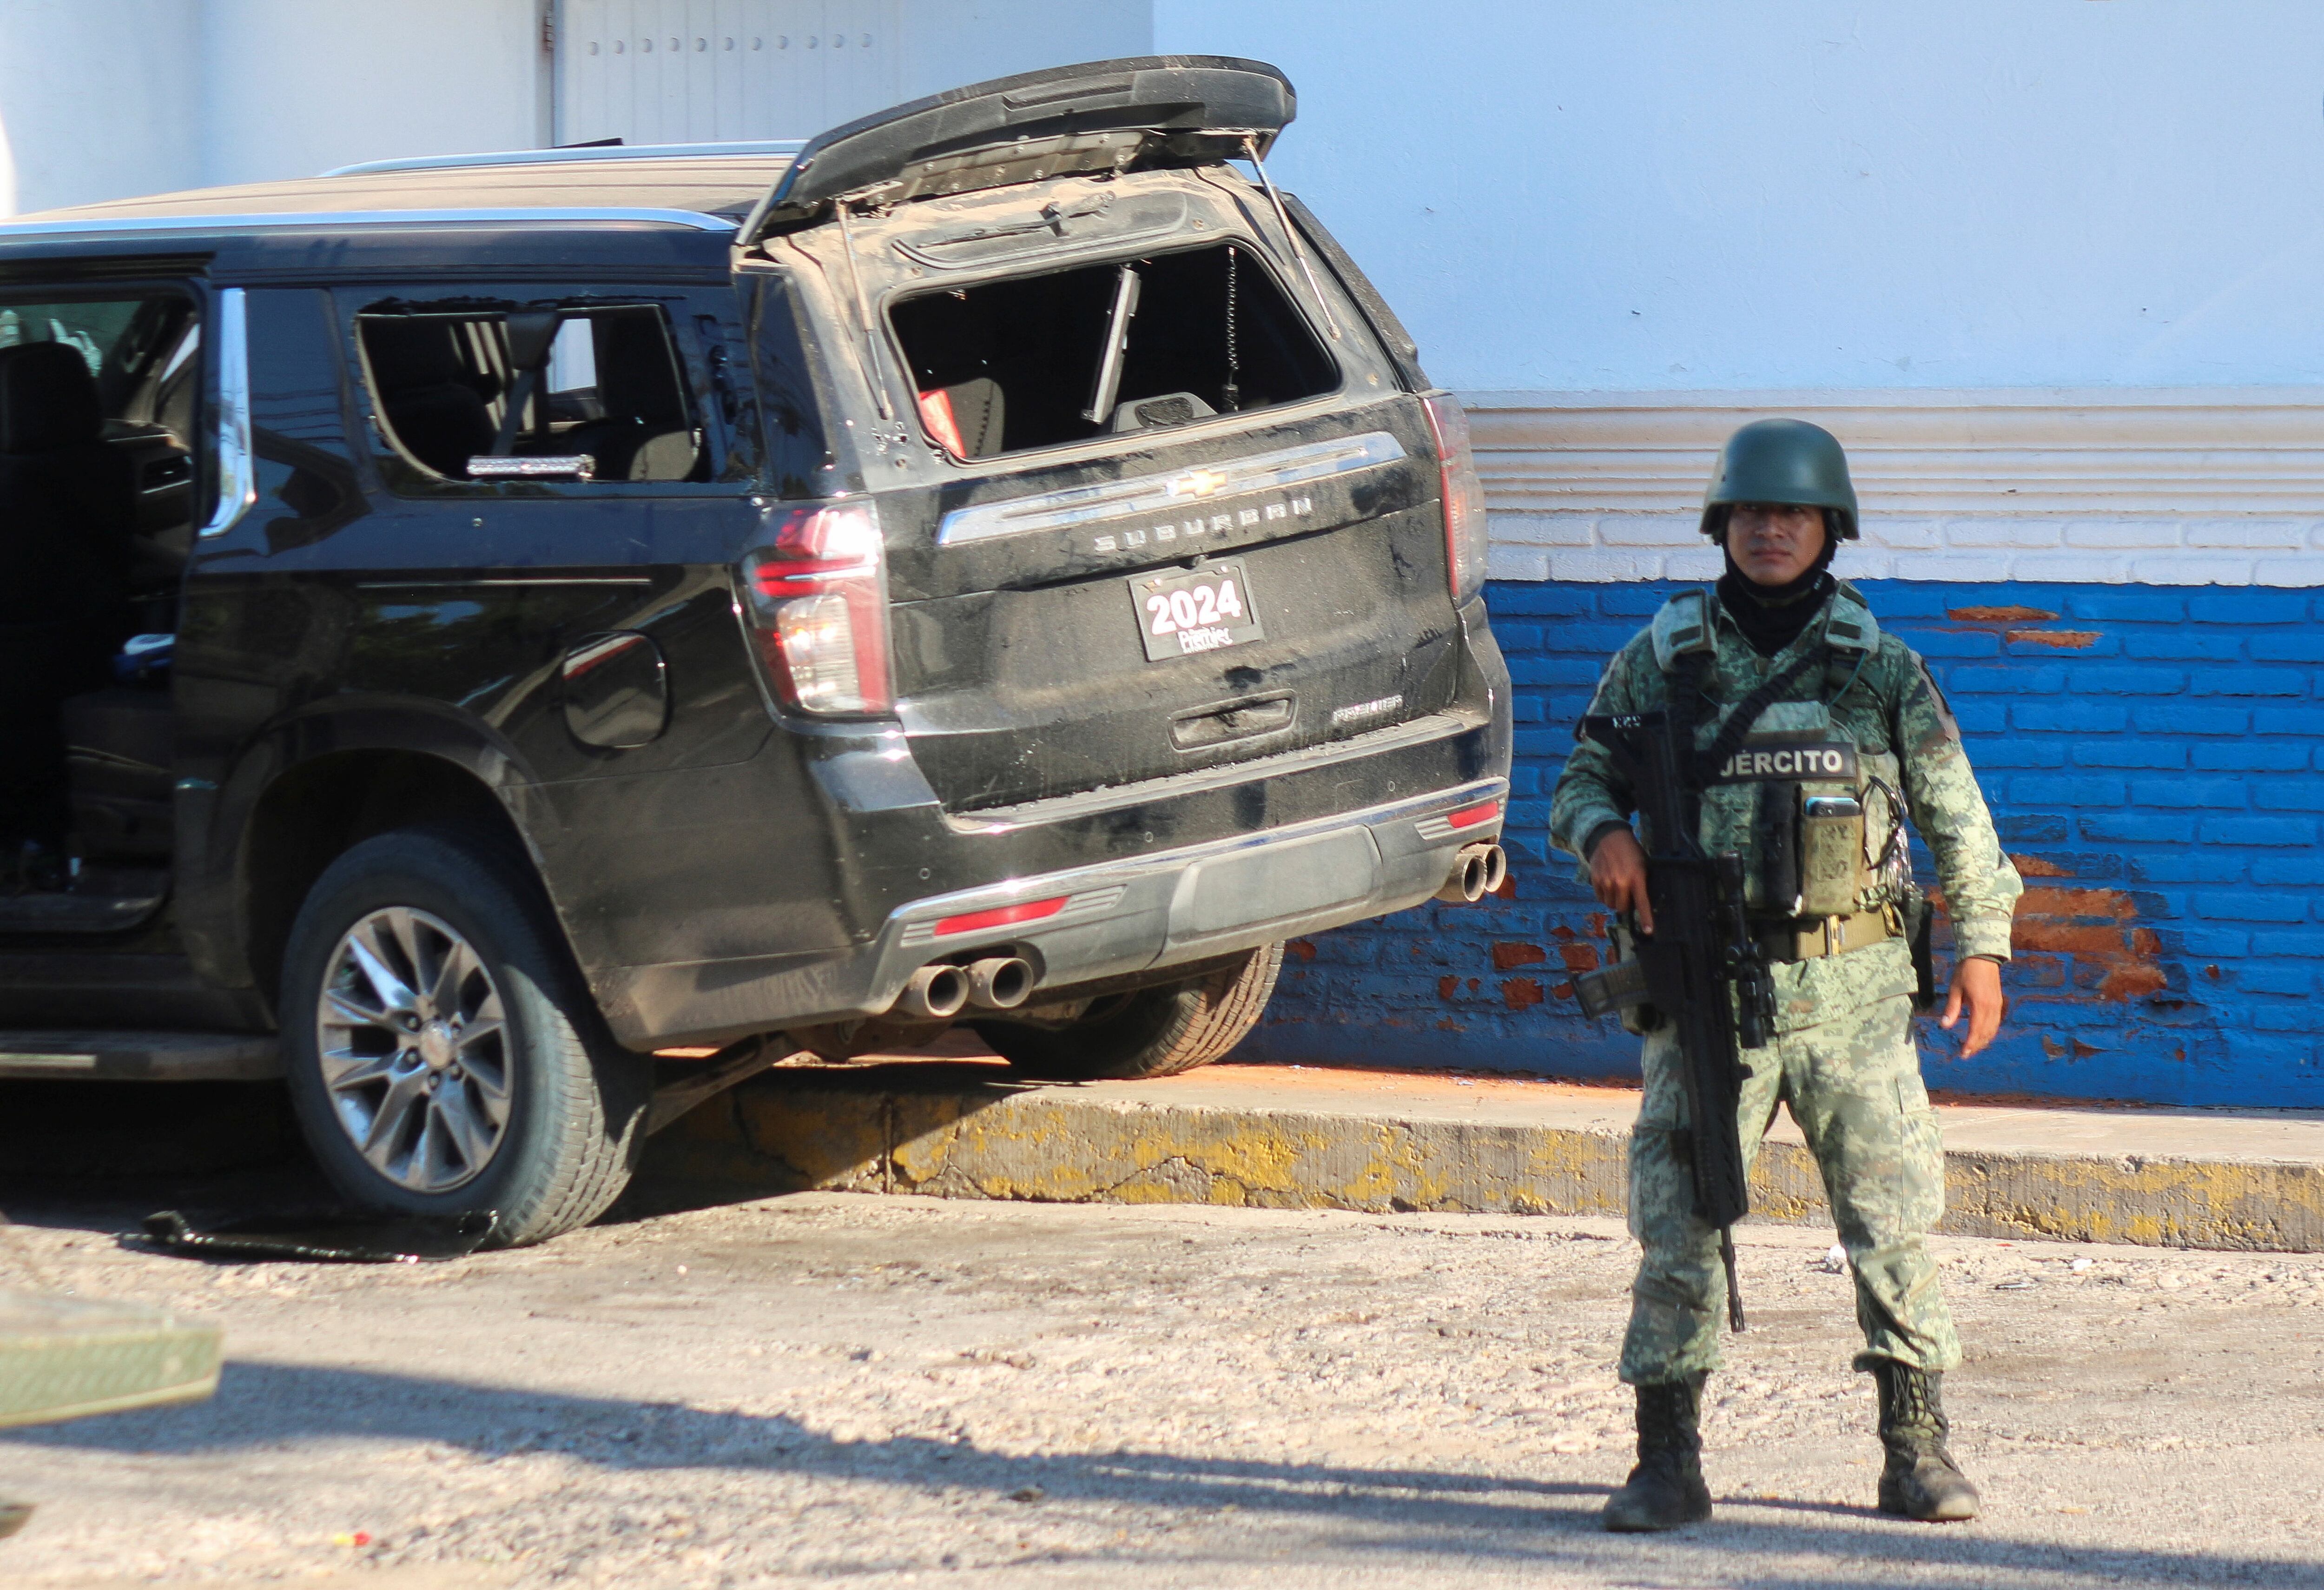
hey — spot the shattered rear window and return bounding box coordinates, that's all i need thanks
[891,242,1337,460]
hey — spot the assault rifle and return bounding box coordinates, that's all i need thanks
[1572,709,1778,1332]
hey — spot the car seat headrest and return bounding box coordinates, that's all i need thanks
[0,341,105,453]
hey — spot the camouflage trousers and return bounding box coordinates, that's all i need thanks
[1619,991,1961,1385]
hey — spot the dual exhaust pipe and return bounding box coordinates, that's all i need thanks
[890,955,1035,1020]
[895,845,1505,1020]
[1434,841,1509,905]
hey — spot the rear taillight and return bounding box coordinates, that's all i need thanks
[934,896,1070,937]
[1423,392,1489,603]
[1446,797,1502,830]
[739,503,893,716]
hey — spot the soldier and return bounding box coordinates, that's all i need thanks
[1549,419,2020,1530]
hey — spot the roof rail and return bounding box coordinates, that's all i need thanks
[324,140,808,179]
[0,208,740,242]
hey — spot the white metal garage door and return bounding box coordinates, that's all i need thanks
[554,0,902,147]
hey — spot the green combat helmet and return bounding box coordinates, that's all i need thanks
[1699,418,1859,541]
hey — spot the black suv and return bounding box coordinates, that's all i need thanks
[0,59,1510,1243]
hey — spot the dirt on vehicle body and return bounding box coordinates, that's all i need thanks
[0,57,1511,1243]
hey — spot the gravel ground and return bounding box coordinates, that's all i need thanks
[3,1178,2322,1589]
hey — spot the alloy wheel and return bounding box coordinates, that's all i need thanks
[315,906,512,1192]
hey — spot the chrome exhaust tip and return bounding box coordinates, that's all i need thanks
[1434,841,1507,906]
[1478,841,1508,896]
[892,963,971,1020]
[965,955,1035,1010]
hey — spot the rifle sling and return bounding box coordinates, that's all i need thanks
[1683,643,1834,792]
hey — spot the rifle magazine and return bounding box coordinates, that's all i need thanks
[1573,958,1651,1020]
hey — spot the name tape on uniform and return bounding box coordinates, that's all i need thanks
[1710,741,1859,783]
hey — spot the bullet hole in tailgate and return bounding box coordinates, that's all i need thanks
[890,243,1338,459]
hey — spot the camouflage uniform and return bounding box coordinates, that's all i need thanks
[1550,578,2020,1385]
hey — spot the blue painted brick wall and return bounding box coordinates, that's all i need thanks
[1243,579,2324,1108]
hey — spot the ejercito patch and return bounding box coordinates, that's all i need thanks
[1709,742,1859,782]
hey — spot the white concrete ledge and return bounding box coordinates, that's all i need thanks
[1465,389,2324,585]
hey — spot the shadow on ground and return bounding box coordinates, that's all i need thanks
[2,1361,2311,1587]
[0,1059,1042,1234]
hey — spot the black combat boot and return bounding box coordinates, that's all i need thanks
[1870,1360,1980,1521]
[1601,1372,1713,1532]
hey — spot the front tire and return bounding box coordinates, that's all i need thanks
[279,826,647,1246]
[976,943,1283,1081]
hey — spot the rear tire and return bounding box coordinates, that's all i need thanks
[977,943,1283,1081]
[278,826,647,1247]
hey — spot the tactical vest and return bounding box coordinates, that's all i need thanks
[1648,585,1908,923]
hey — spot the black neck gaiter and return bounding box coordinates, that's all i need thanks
[1717,539,1838,658]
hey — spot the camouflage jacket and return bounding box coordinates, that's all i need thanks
[1549,580,2021,1031]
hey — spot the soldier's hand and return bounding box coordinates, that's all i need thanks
[1588,826,1654,935]
[1940,955,2006,1057]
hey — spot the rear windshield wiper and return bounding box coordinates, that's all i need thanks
[1083,264,1142,425]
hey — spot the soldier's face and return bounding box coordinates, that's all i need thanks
[1725,503,1827,586]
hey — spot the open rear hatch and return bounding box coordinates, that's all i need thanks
[740,59,1483,821]
[741,56,1296,238]
[874,222,1461,817]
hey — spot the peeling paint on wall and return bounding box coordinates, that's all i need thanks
[1247,579,2324,1108]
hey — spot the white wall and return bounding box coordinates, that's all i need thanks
[0,0,1142,216]
[24,0,2319,402]
[199,0,548,187]
[0,0,201,214]
[897,0,1149,103]
[1155,0,2324,393]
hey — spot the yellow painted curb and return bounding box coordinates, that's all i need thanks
[642,1068,2324,1253]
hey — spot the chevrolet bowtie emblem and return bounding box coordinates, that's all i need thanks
[1170,468,1229,499]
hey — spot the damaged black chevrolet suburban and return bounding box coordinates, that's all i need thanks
[0,58,1510,1242]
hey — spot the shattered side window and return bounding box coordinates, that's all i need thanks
[889,241,1338,460]
[353,298,703,487]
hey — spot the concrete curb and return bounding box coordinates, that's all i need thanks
[641,1061,2324,1252]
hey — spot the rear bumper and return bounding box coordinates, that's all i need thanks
[596,774,1505,1048]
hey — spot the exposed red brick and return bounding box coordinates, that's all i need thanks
[1491,872,1516,901]
[2014,952,2068,987]
[2013,921,2141,956]
[1551,924,1576,941]
[2008,852,2075,879]
[2007,629,2102,649]
[1437,975,1460,1001]
[1558,942,1602,973]
[2099,964,2168,1000]
[1492,942,1548,971]
[1501,978,1545,1009]
[2204,964,2223,981]
[1466,978,1480,993]
[2018,887,2136,920]
[1285,938,1318,962]
[1551,980,1577,1000]
[1585,914,1608,938]
[1947,604,2058,623]
[2009,885,2171,1002]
